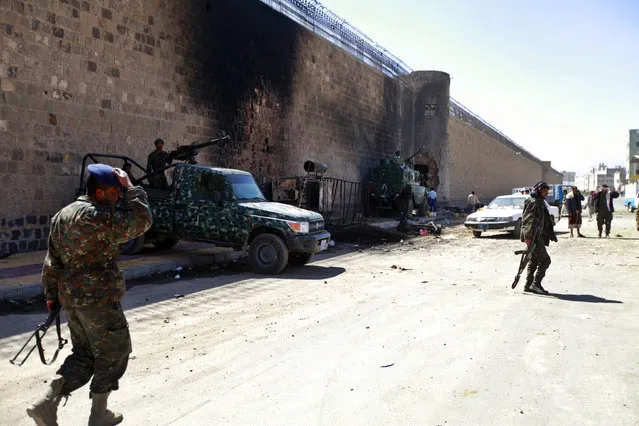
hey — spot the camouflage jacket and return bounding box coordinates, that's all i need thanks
[521,196,556,246]
[42,187,152,307]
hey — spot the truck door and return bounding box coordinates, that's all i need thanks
[174,169,226,242]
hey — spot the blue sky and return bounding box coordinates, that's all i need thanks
[318,0,639,174]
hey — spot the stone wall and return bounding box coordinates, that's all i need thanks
[448,108,561,206]
[0,0,560,255]
[0,0,429,255]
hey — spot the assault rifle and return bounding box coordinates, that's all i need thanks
[511,227,540,289]
[168,135,231,164]
[9,305,68,367]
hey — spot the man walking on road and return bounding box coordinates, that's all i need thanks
[27,164,152,426]
[594,184,620,238]
[467,191,480,212]
[521,181,558,295]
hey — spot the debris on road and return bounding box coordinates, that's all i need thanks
[173,294,185,299]
[381,363,394,368]
[391,265,411,271]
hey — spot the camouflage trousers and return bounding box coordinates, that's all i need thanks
[57,302,132,395]
[526,237,551,286]
[596,211,613,235]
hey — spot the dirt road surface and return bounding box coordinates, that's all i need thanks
[2,209,638,425]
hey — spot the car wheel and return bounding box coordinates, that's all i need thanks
[288,252,314,265]
[120,236,145,255]
[249,233,289,274]
[472,230,482,238]
[513,219,522,239]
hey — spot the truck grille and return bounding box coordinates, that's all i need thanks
[309,220,324,232]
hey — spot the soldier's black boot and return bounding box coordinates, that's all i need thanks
[26,374,65,426]
[529,284,548,295]
[523,274,535,292]
[88,392,123,426]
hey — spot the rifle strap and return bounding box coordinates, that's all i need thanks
[36,313,68,365]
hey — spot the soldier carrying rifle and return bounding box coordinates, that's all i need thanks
[26,164,152,426]
[520,181,558,295]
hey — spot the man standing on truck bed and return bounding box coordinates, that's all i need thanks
[27,164,152,426]
[146,138,172,189]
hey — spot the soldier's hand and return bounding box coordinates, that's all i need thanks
[46,299,60,312]
[525,239,532,247]
[113,168,133,189]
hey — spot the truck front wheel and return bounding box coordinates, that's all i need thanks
[249,233,289,274]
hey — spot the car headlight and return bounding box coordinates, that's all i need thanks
[287,221,309,233]
[466,216,477,222]
[507,216,515,222]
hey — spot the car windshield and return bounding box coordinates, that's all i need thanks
[226,174,266,201]
[487,197,526,209]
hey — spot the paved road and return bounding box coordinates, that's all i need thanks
[1,210,638,425]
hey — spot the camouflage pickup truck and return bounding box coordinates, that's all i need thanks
[77,154,331,274]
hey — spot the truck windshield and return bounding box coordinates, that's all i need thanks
[227,174,266,201]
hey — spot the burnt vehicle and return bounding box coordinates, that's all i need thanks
[368,152,427,217]
[75,138,330,274]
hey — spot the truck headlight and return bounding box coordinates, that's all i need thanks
[287,221,309,233]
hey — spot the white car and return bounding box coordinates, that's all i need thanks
[464,194,559,238]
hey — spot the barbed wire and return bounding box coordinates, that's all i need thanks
[258,0,412,77]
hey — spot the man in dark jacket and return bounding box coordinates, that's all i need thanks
[594,184,620,238]
[520,181,558,295]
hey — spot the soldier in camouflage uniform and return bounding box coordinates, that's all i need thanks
[146,138,172,189]
[27,164,152,426]
[520,181,558,295]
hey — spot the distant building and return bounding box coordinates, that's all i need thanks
[562,171,576,185]
[628,129,639,180]
[576,173,594,192]
[590,163,625,190]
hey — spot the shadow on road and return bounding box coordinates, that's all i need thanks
[548,293,623,304]
[264,265,346,280]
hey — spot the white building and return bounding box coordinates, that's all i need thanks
[588,164,625,191]
[562,171,576,185]
[575,173,594,192]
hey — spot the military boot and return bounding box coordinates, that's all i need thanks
[26,374,65,426]
[523,274,535,292]
[88,392,123,426]
[529,284,548,295]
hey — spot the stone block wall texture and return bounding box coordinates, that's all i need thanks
[448,113,559,206]
[0,0,554,254]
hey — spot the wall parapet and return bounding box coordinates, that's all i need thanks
[449,98,543,166]
[258,0,412,77]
